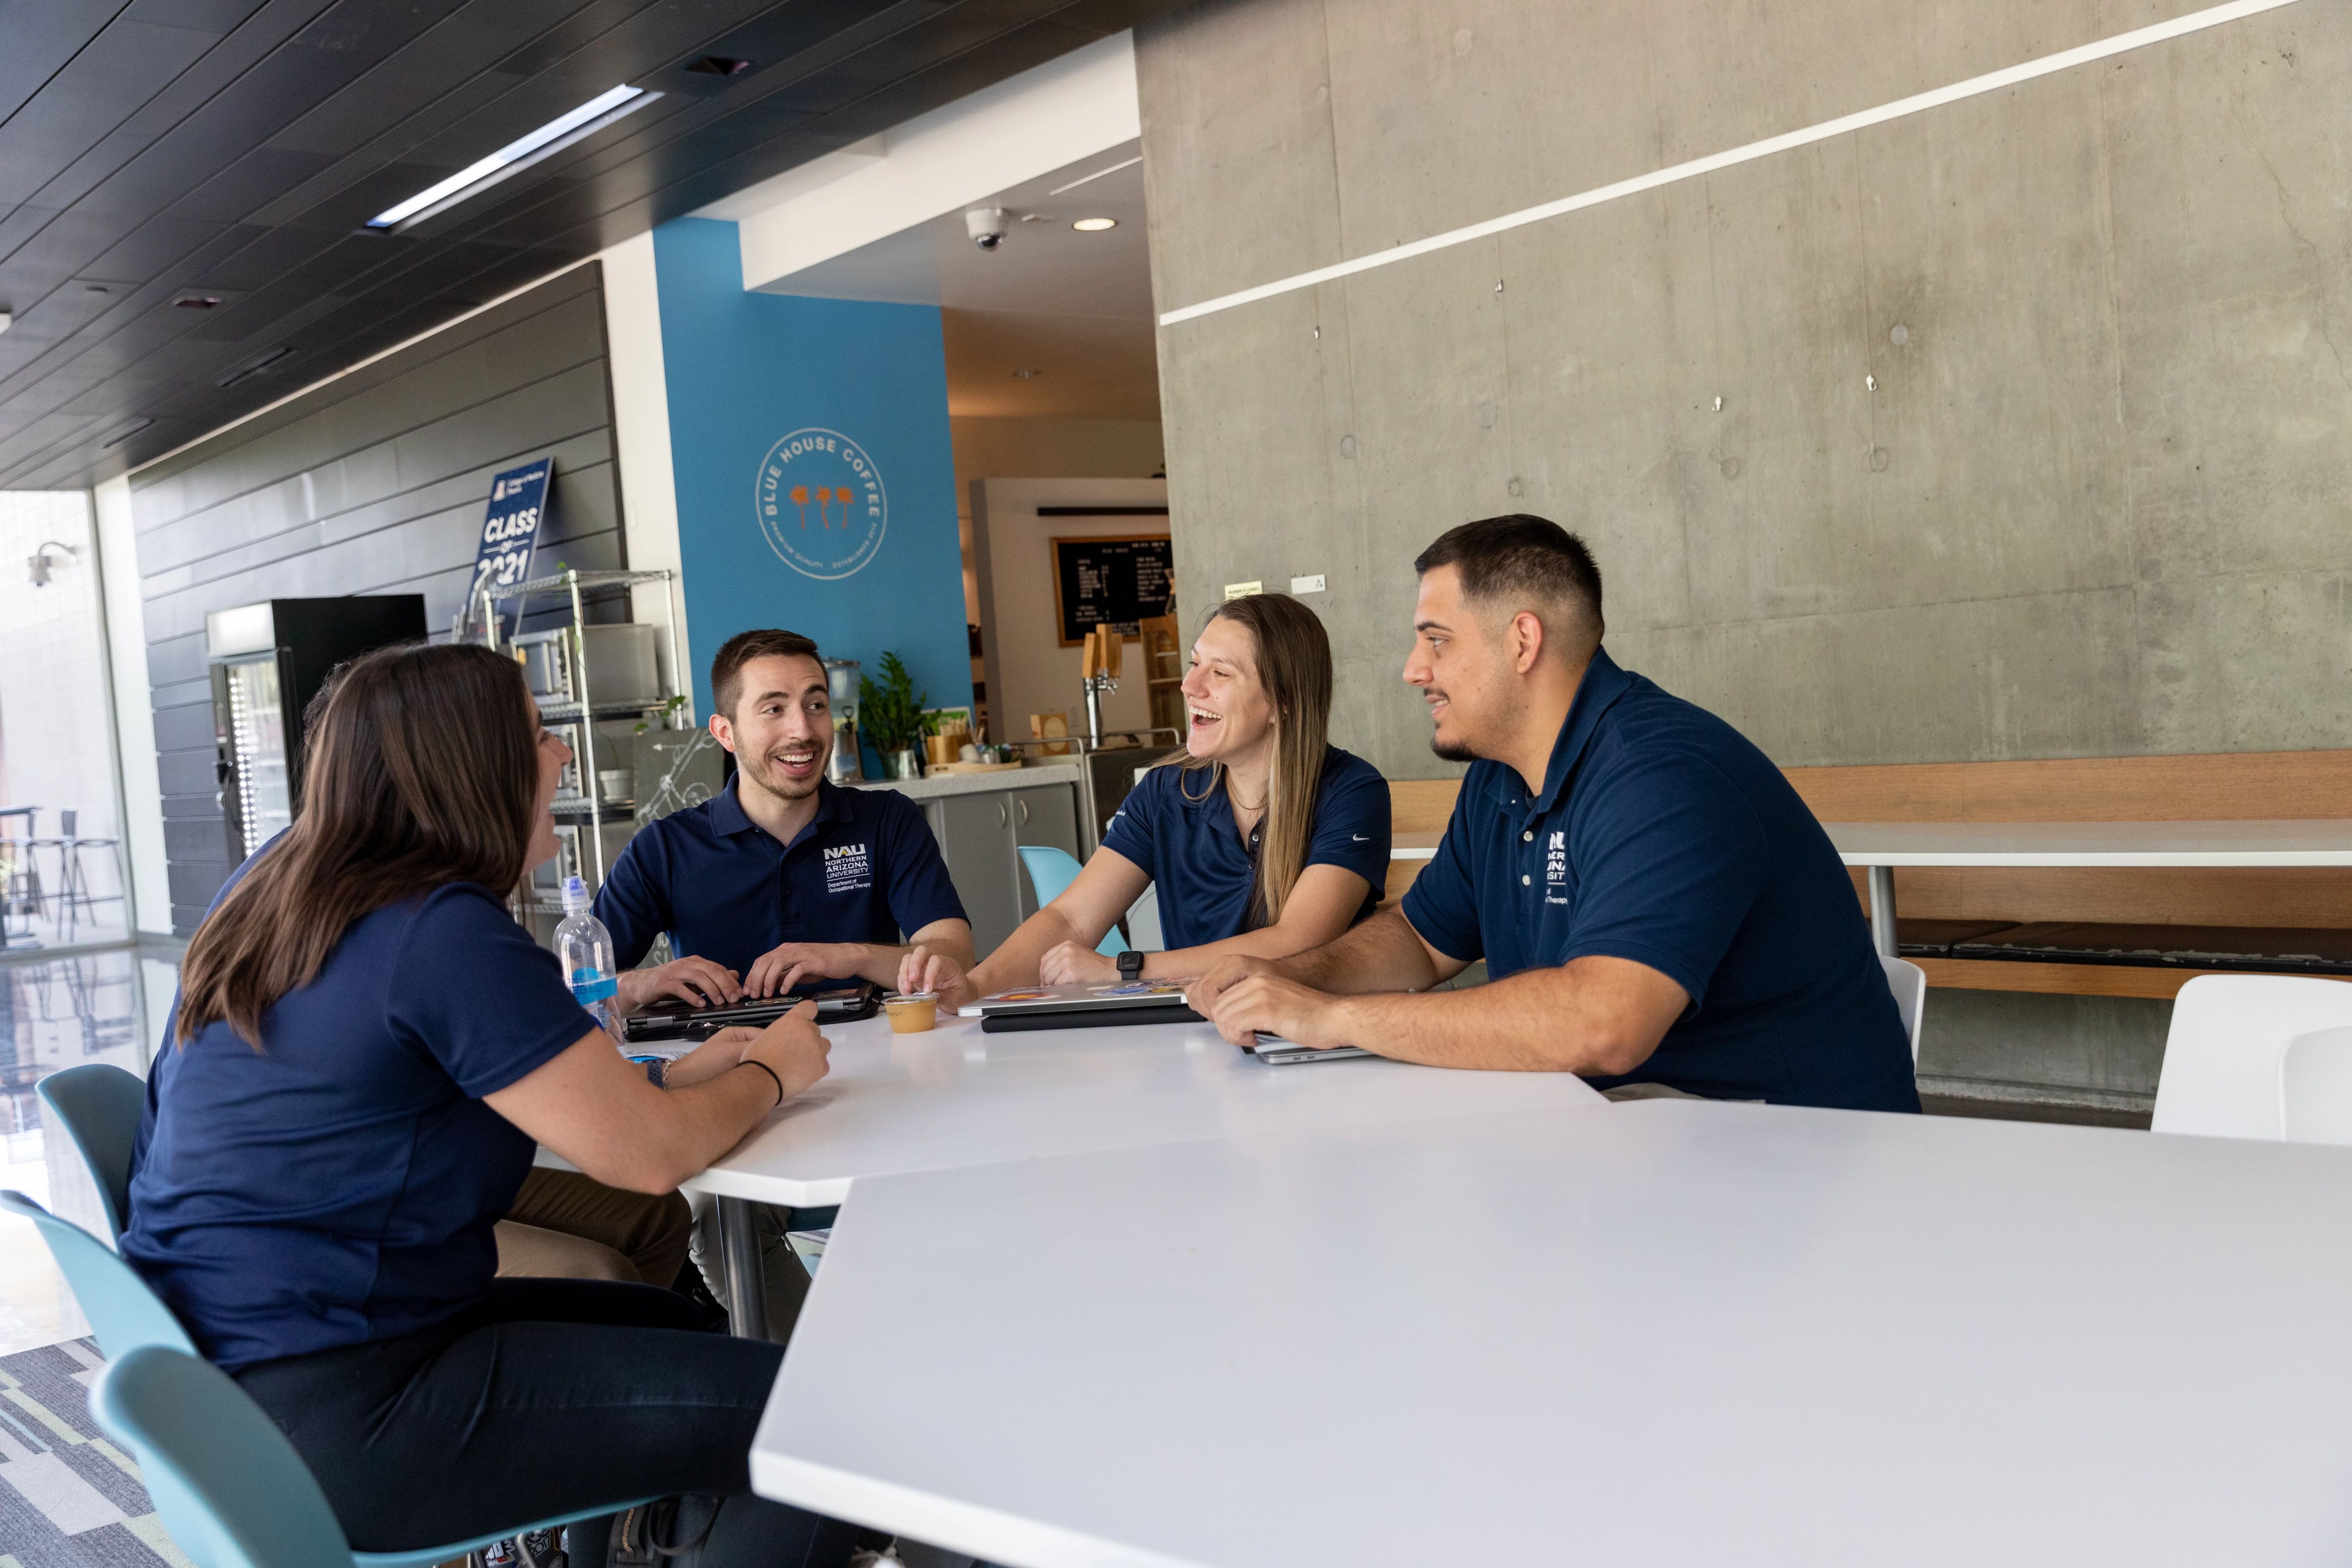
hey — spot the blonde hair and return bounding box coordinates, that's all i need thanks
[1166,594,1334,926]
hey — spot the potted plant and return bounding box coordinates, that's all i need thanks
[858,651,929,780]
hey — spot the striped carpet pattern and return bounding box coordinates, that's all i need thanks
[0,1339,183,1567]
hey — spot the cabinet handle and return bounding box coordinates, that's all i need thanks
[997,800,1007,828]
[1017,798,1030,827]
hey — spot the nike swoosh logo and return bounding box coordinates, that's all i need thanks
[1352,834,1370,842]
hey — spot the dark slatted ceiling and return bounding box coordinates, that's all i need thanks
[0,0,1182,491]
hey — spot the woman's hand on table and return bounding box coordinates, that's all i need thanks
[616,956,741,1013]
[898,945,977,1013]
[740,1000,831,1104]
[1038,941,1119,986]
[661,1027,761,1089]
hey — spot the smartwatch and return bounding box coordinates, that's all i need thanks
[1117,949,1145,980]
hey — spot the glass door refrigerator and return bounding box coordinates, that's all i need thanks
[207,597,428,860]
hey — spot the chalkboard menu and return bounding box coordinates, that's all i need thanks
[1051,534,1174,646]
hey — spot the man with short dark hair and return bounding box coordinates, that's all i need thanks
[596,628,973,1010]
[1191,514,1917,1110]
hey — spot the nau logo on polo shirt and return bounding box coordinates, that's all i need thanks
[1544,830,1569,905]
[822,842,872,894]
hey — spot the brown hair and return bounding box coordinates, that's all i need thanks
[175,641,540,1048]
[1413,514,1605,659]
[712,628,822,720]
[1169,594,1334,926]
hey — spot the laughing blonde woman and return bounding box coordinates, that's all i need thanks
[901,593,1389,1007]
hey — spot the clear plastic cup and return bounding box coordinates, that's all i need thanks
[883,991,939,1033]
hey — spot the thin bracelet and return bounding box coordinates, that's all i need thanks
[739,1058,785,1108]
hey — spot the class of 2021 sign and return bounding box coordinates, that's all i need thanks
[753,427,887,580]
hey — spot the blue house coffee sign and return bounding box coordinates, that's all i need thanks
[754,427,887,579]
[468,455,553,634]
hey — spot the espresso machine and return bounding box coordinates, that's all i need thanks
[824,658,863,783]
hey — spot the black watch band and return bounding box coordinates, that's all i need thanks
[1117,948,1145,979]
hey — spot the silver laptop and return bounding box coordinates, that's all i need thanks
[957,980,1197,1019]
[1249,1033,1375,1066]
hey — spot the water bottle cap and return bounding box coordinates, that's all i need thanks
[561,874,590,913]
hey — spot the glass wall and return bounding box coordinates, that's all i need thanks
[0,491,126,949]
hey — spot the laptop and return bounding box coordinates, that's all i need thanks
[1247,1033,1375,1066]
[622,981,880,1043]
[959,980,1204,1033]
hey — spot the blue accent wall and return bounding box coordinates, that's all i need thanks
[652,217,972,736]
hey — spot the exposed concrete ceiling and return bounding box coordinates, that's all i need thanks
[756,142,1157,419]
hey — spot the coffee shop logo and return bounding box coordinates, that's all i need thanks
[753,428,888,580]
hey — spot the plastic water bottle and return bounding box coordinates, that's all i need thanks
[555,875,619,1035]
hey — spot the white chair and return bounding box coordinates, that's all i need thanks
[2279,1025,2352,1146]
[2150,974,2352,1139]
[1880,955,1926,1062]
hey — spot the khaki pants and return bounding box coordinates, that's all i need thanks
[494,1167,693,1286]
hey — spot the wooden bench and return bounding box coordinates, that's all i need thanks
[1385,752,2352,1001]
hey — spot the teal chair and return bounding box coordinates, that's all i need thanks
[1,1190,195,1359]
[1018,846,1128,957]
[37,1062,147,1242]
[90,1343,658,1568]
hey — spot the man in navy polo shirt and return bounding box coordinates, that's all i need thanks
[1191,515,1917,1111]
[597,628,972,1008]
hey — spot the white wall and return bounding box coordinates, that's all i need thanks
[714,32,1142,293]
[950,416,1166,623]
[970,476,1169,746]
[598,232,695,718]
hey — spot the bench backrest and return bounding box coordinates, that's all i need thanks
[1385,750,2352,928]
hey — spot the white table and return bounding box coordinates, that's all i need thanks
[754,1100,2352,1567]
[687,1009,1602,1335]
[1826,820,2352,958]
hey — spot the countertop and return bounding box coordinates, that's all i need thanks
[846,762,1082,800]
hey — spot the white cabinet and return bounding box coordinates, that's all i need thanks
[896,772,1084,955]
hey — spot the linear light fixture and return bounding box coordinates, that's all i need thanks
[1159,0,2307,326]
[367,85,659,233]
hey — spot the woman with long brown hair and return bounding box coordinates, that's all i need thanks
[902,593,1390,1007]
[121,641,853,1567]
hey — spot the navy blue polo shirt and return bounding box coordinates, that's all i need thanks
[1401,649,1917,1111]
[595,776,966,974]
[1101,746,1390,949]
[124,843,594,1371]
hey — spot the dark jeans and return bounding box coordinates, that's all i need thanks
[235,1278,854,1567]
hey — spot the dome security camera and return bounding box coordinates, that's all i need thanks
[966,207,1010,251]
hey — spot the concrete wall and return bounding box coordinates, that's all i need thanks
[127,266,622,933]
[1134,0,2352,1107]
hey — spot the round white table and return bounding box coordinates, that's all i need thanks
[687,1008,1603,1335]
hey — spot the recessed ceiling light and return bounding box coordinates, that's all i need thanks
[366,84,660,233]
[1071,217,1117,232]
[1011,369,1042,379]
[175,294,222,310]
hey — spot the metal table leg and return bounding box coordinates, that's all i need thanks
[1867,864,1898,960]
[718,1196,769,1341]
